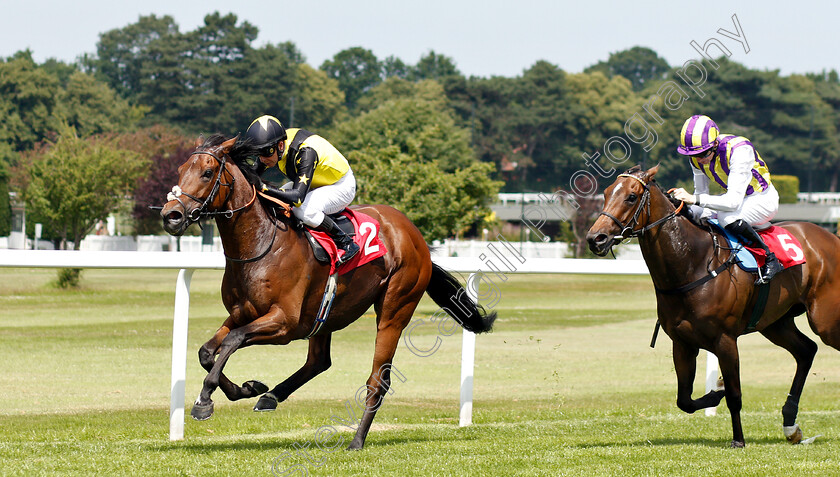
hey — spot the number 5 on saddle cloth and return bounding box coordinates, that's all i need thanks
[710,219,806,273]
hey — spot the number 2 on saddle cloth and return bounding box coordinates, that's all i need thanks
[307,209,388,275]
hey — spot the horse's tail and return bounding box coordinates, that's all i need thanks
[425,262,497,333]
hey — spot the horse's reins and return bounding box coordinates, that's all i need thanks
[167,147,276,263]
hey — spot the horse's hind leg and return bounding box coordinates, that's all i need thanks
[347,278,425,450]
[254,333,333,411]
[806,291,840,353]
[759,317,818,443]
[347,323,408,450]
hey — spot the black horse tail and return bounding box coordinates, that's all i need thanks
[425,262,497,334]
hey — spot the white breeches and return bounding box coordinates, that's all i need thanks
[287,169,356,227]
[693,184,779,230]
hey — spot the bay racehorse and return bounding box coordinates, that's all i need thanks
[586,165,840,448]
[160,135,496,449]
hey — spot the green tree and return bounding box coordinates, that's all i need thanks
[382,55,411,80]
[57,71,145,136]
[560,71,642,183]
[0,51,60,165]
[88,12,302,134]
[411,51,461,81]
[585,46,670,91]
[810,70,840,190]
[320,47,382,109]
[329,84,501,240]
[290,63,347,130]
[23,124,148,250]
[85,14,180,99]
[124,126,194,235]
[0,161,10,236]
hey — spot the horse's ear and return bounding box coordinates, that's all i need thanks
[221,135,239,154]
[643,164,660,181]
[194,136,204,148]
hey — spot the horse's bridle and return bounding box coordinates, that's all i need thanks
[167,147,255,225]
[167,146,279,263]
[598,173,681,241]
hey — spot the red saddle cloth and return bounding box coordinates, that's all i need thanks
[744,225,807,269]
[309,209,388,275]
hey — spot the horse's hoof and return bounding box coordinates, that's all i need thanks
[346,441,364,451]
[730,440,745,448]
[254,393,278,412]
[191,401,214,421]
[243,380,269,397]
[784,424,803,444]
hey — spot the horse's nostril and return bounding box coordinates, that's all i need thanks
[165,211,183,222]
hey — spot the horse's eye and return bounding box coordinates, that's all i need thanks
[202,169,213,179]
[626,193,638,203]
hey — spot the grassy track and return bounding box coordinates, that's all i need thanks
[0,268,839,476]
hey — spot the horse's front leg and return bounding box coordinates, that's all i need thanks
[198,322,268,402]
[715,334,745,447]
[192,312,288,421]
[254,333,332,411]
[673,340,726,415]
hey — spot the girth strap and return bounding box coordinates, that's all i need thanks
[746,283,771,332]
[654,251,738,295]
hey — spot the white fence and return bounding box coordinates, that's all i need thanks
[0,250,720,439]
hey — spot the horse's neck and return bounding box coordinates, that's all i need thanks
[638,192,715,287]
[214,175,296,262]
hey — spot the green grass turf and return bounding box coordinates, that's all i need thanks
[1,268,839,476]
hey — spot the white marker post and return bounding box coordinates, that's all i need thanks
[705,352,719,417]
[169,268,194,440]
[459,273,478,427]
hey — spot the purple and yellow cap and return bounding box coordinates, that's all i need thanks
[677,115,719,155]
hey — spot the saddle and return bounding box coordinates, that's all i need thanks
[301,213,355,263]
[708,219,806,273]
[255,192,387,274]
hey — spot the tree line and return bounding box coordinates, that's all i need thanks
[2,12,838,248]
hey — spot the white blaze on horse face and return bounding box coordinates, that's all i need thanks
[610,181,628,210]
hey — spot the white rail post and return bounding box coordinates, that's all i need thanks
[459,273,478,427]
[169,268,195,440]
[705,351,719,417]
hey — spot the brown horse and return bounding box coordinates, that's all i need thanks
[586,165,840,448]
[160,135,495,450]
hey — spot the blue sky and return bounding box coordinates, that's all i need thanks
[3,1,837,78]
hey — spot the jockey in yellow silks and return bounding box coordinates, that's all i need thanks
[244,115,359,265]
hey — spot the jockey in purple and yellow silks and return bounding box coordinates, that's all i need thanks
[671,114,783,284]
[244,115,359,265]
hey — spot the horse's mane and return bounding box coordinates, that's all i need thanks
[198,134,262,168]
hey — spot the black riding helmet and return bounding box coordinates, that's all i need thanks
[245,115,287,156]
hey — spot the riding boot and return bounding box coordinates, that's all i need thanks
[316,215,359,266]
[724,219,783,285]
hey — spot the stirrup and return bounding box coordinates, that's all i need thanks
[755,255,782,285]
[336,242,359,265]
